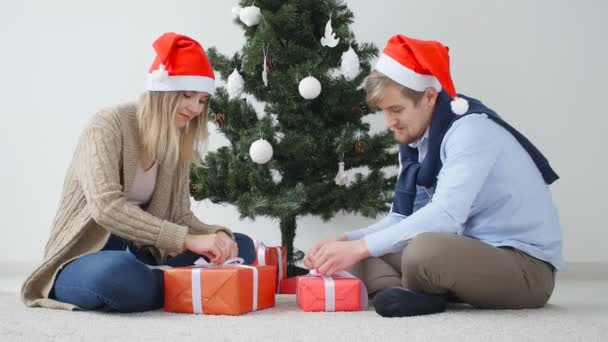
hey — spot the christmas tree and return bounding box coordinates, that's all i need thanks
[190,0,397,275]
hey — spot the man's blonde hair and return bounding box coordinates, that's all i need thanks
[365,71,425,110]
[137,91,209,167]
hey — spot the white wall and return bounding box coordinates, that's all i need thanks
[1,0,606,265]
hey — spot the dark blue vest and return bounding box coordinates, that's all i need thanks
[391,91,559,216]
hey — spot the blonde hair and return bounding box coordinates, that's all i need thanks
[365,71,425,110]
[137,91,209,167]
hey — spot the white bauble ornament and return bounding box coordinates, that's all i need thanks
[298,76,321,99]
[340,46,360,81]
[227,68,244,99]
[239,5,262,27]
[320,17,340,48]
[249,139,273,164]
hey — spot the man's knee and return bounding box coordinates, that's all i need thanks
[347,259,365,280]
[351,256,401,294]
[401,233,452,289]
[402,233,449,266]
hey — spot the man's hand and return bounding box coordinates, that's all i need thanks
[310,240,370,276]
[304,234,348,269]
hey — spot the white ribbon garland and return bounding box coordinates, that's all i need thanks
[190,257,259,314]
[307,270,368,312]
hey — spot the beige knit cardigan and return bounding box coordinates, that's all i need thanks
[21,103,229,310]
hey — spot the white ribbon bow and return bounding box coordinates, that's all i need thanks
[254,241,284,293]
[307,270,368,312]
[193,257,244,267]
[190,257,259,314]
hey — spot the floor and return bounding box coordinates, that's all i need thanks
[1,270,606,341]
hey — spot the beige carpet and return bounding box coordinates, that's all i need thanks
[2,280,607,342]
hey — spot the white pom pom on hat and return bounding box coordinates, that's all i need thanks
[374,34,469,115]
[450,96,469,115]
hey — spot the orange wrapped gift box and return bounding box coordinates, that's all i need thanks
[297,272,368,312]
[164,259,276,315]
[253,241,287,292]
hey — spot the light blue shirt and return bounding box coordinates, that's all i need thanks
[346,114,562,270]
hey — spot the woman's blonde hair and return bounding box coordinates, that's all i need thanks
[137,91,209,167]
[365,71,425,110]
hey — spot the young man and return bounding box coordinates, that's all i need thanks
[304,34,561,317]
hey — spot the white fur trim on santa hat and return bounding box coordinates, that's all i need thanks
[145,75,215,95]
[450,97,469,115]
[375,53,442,93]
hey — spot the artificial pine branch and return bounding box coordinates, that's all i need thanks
[191,0,397,275]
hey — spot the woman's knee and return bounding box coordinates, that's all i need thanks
[55,251,161,312]
[96,253,161,311]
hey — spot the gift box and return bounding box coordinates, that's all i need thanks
[297,271,368,312]
[278,276,298,295]
[164,258,276,315]
[253,241,287,292]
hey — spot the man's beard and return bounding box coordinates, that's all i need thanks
[393,131,417,145]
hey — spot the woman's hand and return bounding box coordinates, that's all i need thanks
[183,232,238,264]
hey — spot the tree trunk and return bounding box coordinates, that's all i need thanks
[279,215,297,266]
[279,215,309,276]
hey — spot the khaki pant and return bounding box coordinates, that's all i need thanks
[350,232,555,309]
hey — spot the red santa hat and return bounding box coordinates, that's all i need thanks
[145,32,215,95]
[374,34,469,115]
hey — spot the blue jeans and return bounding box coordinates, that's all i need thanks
[51,233,256,312]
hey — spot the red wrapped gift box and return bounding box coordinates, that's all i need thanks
[253,241,287,292]
[164,258,276,315]
[297,272,368,312]
[279,276,298,294]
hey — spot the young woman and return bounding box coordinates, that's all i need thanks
[21,32,256,312]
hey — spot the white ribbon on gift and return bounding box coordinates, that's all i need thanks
[307,270,368,312]
[190,257,259,314]
[254,241,284,293]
